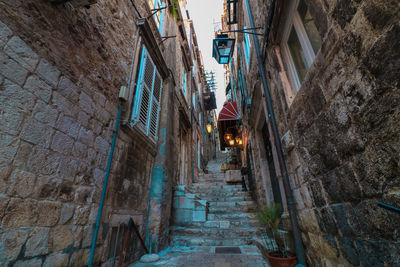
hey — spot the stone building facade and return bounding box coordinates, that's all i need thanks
[221,0,400,266]
[0,0,215,266]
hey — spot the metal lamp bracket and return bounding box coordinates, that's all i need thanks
[221,27,264,36]
[147,6,168,19]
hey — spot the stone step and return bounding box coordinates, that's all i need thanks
[208,200,255,207]
[204,196,253,202]
[208,212,257,220]
[170,226,259,238]
[208,205,257,213]
[196,191,251,198]
[193,187,243,193]
[172,236,254,247]
[193,184,243,189]
[187,219,260,228]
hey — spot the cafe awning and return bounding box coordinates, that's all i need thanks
[218,101,239,121]
[218,101,241,149]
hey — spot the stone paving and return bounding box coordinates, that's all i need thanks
[131,245,269,267]
[131,155,269,266]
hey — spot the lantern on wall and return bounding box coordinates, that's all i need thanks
[212,34,235,64]
[206,123,213,134]
[229,139,235,146]
[235,136,243,146]
[224,133,233,143]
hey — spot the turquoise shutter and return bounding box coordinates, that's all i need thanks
[131,46,163,141]
[182,68,187,97]
[148,71,163,140]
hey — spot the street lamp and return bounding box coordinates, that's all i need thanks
[206,123,212,134]
[235,136,243,146]
[224,133,233,143]
[212,34,235,64]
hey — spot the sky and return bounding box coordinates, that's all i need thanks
[186,0,226,114]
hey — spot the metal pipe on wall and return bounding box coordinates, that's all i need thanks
[88,104,123,267]
[243,0,307,265]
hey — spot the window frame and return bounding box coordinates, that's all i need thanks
[149,0,165,33]
[182,67,187,98]
[281,0,319,91]
[227,0,238,25]
[243,27,251,70]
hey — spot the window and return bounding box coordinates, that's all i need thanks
[182,67,187,98]
[238,67,248,111]
[149,0,165,32]
[243,27,251,69]
[282,0,322,91]
[131,46,163,141]
[237,43,248,112]
[227,0,238,25]
[192,92,196,110]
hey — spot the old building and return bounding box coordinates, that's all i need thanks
[0,0,216,266]
[219,0,400,266]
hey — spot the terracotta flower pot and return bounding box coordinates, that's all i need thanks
[266,252,297,267]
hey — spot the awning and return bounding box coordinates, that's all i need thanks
[217,101,241,150]
[218,101,240,121]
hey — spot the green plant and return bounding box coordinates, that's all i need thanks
[168,0,180,20]
[256,204,290,258]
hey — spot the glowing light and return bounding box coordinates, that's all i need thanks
[206,124,212,133]
[224,133,233,141]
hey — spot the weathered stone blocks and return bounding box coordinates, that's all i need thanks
[0,21,12,48]
[37,201,61,226]
[2,198,38,227]
[37,58,60,87]
[0,51,29,85]
[7,169,36,198]
[24,75,53,103]
[43,252,69,267]
[0,134,19,167]
[20,120,54,148]
[4,36,39,71]
[0,229,29,263]
[25,227,50,257]
[33,100,59,127]
[50,225,74,251]
[51,131,74,155]
[14,258,43,267]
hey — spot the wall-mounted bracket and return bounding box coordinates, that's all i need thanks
[159,35,177,45]
[147,6,168,19]
[221,27,264,36]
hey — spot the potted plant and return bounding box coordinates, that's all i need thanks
[255,204,297,267]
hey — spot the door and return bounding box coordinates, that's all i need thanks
[180,136,186,185]
[261,123,282,205]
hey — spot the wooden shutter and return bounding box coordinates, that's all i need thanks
[148,71,163,140]
[131,46,163,141]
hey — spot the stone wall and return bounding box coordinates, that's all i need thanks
[0,0,162,265]
[239,0,400,266]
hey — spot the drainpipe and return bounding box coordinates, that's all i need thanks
[88,103,123,267]
[243,0,307,265]
[190,108,195,183]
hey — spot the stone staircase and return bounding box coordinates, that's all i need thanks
[170,159,262,247]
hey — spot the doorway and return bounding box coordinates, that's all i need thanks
[180,133,186,185]
[261,122,282,205]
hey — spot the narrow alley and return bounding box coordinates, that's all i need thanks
[0,0,399,267]
[131,153,269,266]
